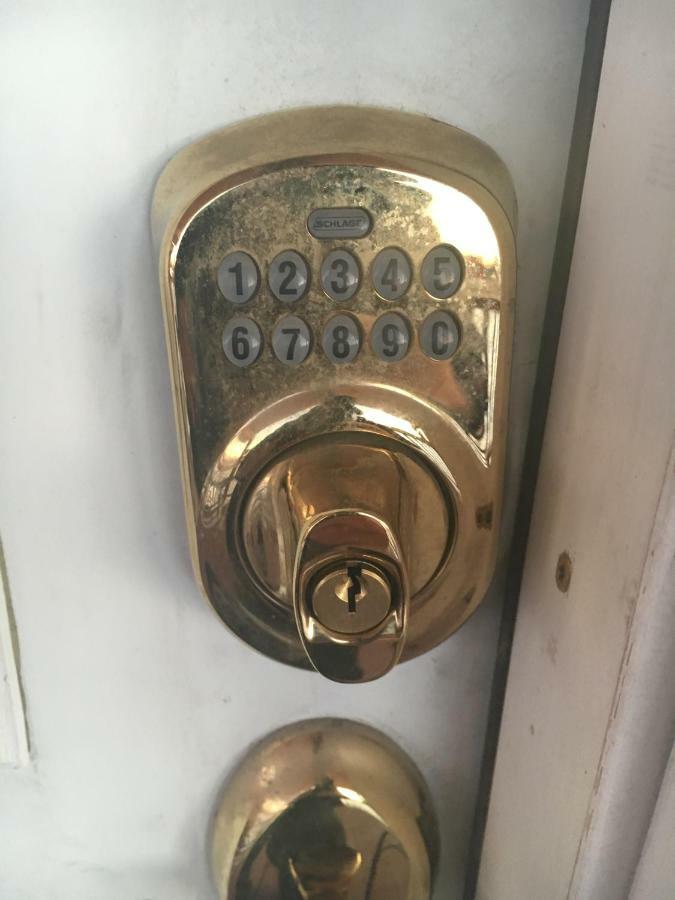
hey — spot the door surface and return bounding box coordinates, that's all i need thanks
[0,2,591,897]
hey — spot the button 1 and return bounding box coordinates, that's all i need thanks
[371,248,412,301]
[371,313,411,362]
[217,251,259,304]
[268,250,309,303]
[322,314,361,364]
[419,311,460,360]
[421,245,463,298]
[272,315,311,365]
[320,250,360,301]
[222,316,263,367]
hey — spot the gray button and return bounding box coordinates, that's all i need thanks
[322,314,361,364]
[222,316,262,367]
[371,313,411,362]
[421,245,463,298]
[307,207,372,240]
[419,311,460,360]
[371,248,411,300]
[217,251,259,304]
[320,250,360,301]
[268,250,309,303]
[272,315,311,365]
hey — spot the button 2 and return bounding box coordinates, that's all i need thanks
[268,250,309,303]
[222,316,262,367]
[421,245,463,298]
[217,251,259,304]
[371,313,411,362]
[272,315,311,365]
[320,250,360,301]
[322,314,361,364]
[371,247,412,301]
[419,311,460,360]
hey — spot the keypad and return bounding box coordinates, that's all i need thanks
[217,243,466,367]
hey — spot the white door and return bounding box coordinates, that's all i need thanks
[0,2,593,897]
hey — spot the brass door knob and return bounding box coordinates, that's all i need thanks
[153,106,516,680]
[211,719,439,900]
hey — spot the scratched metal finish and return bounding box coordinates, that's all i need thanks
[173,165,503,488]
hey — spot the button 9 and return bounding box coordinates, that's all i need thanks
[371,313,411,362]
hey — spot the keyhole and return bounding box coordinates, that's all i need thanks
[346,565,362,613]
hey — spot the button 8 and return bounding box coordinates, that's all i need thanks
[322,314,361,364]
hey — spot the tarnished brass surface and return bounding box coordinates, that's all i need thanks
[153,107,516,672]
[210,718,439,899]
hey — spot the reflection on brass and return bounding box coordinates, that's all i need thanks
[210,718,439,899]
[153,107,516,677]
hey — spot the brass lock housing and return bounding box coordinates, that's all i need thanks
[152,107,516,682]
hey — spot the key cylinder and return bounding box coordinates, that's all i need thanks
[311,563,392,635]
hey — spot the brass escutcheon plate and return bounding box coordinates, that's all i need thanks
[152,107,516,670]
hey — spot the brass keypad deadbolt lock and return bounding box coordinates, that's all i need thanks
[152,107,516,682]
[210,718,439,899]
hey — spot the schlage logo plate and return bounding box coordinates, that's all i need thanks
[307,208,373,240]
